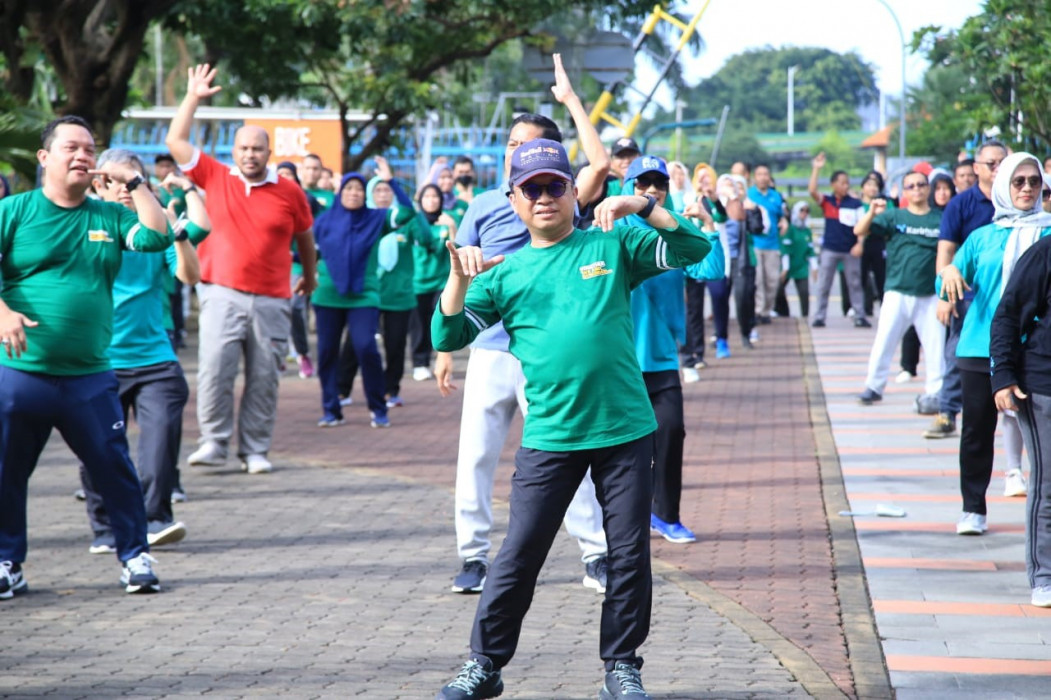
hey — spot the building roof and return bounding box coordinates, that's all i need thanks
[860,125,893,149]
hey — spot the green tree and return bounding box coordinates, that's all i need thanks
[0,0,180,144]
[913,0,1051,153]
[672,46,878,133]
[900,64,981,160]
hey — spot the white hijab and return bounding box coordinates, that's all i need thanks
[995,152,1051,292]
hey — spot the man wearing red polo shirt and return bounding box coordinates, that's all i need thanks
[166,64,317,475]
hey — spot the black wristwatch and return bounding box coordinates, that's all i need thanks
[125,175,144,192]
[638,195,658,219]
[174,227,189,242]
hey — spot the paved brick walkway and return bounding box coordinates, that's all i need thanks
[1,325,865,698]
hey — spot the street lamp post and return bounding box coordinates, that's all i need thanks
[787,65,799,136]
[875,0,906,161]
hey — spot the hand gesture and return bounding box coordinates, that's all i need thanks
[0,308,38,359]
[160,172,193,193]
[447,240,503,278]
[88,161,140,186]
[435,352,456,397]
[684,200,714,228]
[187,64,222,100]
[374,155,393,182]
[870,198,887,215]
[939,264,971,305]
[812,152,826,170]
[995,385,1028,413]
[549,53,577,105]
[592,195,648,232]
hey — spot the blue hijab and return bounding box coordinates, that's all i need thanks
[314,173,388,296]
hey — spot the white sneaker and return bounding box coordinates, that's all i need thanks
[339,396,354,407]
[847,308,856,318]
[956,512,988,535]
[187,441,226,466]
[1004,469,1028,497]
[894,370,915,384]
[1032,585,1051,607]
[412,366,434,381]
[749,329,760,343]
[682,367,701,384]
[241,454,273,474]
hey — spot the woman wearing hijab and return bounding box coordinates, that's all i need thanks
[312,157,417,429]
[410,183,457,381]
[667,161,692,214]
[776,201,816,318]
[940,152,1051,536]
[990,172,1051,608]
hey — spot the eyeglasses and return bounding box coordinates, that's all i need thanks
[635,176,669,191]
[976,159,1004,170]
[1011,175,1043,190]
[903,182,930,190]
[518,180,570,201]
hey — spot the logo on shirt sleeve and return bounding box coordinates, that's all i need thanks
[579,261,613,280]
[88,229,114,243]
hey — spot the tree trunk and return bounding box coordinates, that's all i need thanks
[22,1,178,145]
[343,109,408,174]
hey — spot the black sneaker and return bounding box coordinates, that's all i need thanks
[121,553,160,594]
[583,556,608,593]
[600,659,651,699]
[436,657,503,700]
[811,319,826,328]
[0,561,27,600]
[858,388,883,405]
[451,560,487,594]
[854,317,872,328]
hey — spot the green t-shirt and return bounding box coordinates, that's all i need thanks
[0,189,173,375]
[379,213,436,311]
[869,208,941,296]
[780,225,815,280]
[306,188,335,210]
[432,213,711,451]
[413,218,453,295]
[312,206,417,309]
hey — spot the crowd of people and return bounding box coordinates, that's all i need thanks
[3,54,1051,700]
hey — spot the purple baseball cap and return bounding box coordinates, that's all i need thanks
[509,139,574,186]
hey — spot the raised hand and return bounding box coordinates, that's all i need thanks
[550,53,576,105]
[160,172,193,193]
[374,155,393,182]
[187,64,222,100]
[812,152,826,170]
[446,240,503,278]
[593,195,651,232]
[88,161,140,186]
[870,198,887,215]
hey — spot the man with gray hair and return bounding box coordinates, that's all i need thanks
[166,64,317,474]
[77,147,210,555]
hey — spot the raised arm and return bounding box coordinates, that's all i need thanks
[855,198,886,239]
[549,54,611,207]
[166,64,222,164]
[808,152,825,205]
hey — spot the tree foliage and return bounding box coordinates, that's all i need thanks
[901,64,981,160]
[0,0,179,144]
[913,0,1051,154]
[672,46,878,133]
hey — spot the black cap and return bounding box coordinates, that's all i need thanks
[611,137,640,157]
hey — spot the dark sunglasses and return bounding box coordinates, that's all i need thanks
[635,176,669,191]
[1011,175,1043,190]
[518,180,569,201]
[903,182,929,190]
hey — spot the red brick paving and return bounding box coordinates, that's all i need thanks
[180,317,855,696]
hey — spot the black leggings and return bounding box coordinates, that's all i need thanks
[959,366,998,515]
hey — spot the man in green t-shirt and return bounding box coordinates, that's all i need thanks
[854,170,945,405]
[431,139,711,700]
[299,153,335,210]
[0,116,174,599]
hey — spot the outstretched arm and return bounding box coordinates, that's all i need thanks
[550,53,610,207]
[808,152,825,205]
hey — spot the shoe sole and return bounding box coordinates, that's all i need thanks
[450,580,485,594]
[171,494,188,504]
[1005,488,1028,498]
[923,431,957,439]
[241,462,273,474]
[147,523,187,547]
[124,582,161,594]
[0,580,28,599]
[956,529,985,536]
[89,544,116,555]
[582,576,605,594]
[188,457,226,467]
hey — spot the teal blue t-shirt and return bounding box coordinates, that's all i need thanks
[109,246,180,368]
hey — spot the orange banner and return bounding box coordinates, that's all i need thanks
[244,117,343,175]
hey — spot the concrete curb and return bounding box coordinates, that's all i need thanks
[797,319,895,699]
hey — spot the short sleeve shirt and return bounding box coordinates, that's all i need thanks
[819,194,864,253]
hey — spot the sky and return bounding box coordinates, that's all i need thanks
[635,0,985,112]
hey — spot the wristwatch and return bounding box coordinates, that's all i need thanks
[638,195,658,219]
[125,175,144,192]
[174,227,189,242]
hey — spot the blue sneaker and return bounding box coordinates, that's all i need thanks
[370,412,390,428]
[600,659,651,699]
[386,395,404,408]
[451,560,487,593]
[436,657,503,699]
[317,415,344,428]
[715,338,731,359]
[650,514,697,543]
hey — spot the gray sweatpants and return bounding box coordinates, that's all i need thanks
[1017,392,1051,588]
[196,283,291,458]
[812,249,866,322]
